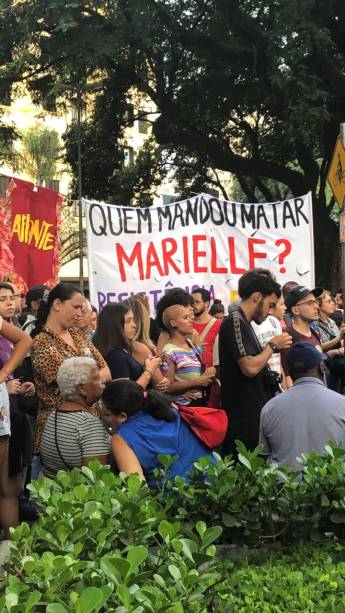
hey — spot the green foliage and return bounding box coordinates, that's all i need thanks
[216,543,345,612]
[15,124,61,185]
[2,0,345,280]
[108,138,167,207]
[1,461,223,612]
[169,441,345,546]
[4,447,345,610]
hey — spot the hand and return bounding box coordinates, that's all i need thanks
[198,369,216,387]
[153,376,170,392]
[204,366,216,377]
[144,355,162,374]
[6,379,22,395]
[19,381,35,396]
[182,390,201,401]
[271,333,293,351]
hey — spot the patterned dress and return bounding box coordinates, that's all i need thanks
[31,326,107,453]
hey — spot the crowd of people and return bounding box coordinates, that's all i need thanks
[0,272,345,543]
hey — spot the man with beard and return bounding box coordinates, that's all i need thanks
[219,271,292,454]
[191,288,221,368]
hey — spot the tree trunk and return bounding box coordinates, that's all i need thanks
[312,192,339,288]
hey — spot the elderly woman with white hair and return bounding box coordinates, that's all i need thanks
[40,357,110,477]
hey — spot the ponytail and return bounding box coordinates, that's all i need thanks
[142,390,176,422]
[102,379,176,423]
[31,300,50,338]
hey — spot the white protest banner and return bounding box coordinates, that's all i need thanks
[84,192,314,312]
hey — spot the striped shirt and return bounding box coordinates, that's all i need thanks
[163,342,203,405]
[40,409,111,478]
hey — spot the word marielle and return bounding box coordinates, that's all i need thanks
[88,196,309,236]
[115,234,288,282]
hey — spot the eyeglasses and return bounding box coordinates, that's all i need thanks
[296,300,318,307]
[323,299,334,304]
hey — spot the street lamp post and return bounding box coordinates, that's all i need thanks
[77,94,84,293]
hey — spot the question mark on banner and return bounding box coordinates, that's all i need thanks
[275,239,292,273]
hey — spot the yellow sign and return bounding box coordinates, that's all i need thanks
[328,137,345,209]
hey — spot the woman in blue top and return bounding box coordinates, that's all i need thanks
[93,302,165,391]
[101,379,212,486]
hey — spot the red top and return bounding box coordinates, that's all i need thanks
[193,318,222,368]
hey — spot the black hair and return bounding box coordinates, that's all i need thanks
[102,379,176,422]
[191,288,211,303]
[282,281,299,301]
[91,305,98,314]
[0,282,14,293]
[31,282,82,338]
[238,271,280,300]
[155,288,194,330]
[93,302,131,356]
[209,301,225,316]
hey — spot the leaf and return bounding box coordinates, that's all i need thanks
[196,521,207,538]
[153,573,166,588]
[168,564,181,582]
[24,591,42,612]
[74,483,89,501]
[159,519,173,541]
[55,520,71,545]
[76,587,104,613]
[117,584,131,609]
[201,526,222,549]
[238,454,252,471]
[46,605,70,613]
[180,538,198,562]
[100,556,131,583]
[222,512,241,528]
[127,546,148,574]
[330,513,345,524]
[127,473,142,496]
[81,466,95,482]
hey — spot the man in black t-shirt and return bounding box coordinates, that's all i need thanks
[219,271,292,454]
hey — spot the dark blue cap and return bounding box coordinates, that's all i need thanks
[286,341,327,373]
[285,285,323,312]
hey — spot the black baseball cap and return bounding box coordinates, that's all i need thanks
[26,284,48,306]
[286,342,327,373]
[285,285,323,312]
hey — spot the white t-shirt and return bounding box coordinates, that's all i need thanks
[0,315,11,436]
[251,316,282,375]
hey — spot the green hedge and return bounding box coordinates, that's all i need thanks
[169,441,345,545]
[2,443,345,611]
[217,543,345,612]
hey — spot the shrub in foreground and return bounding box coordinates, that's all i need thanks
[2,443,345,610]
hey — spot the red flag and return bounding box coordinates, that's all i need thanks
[9,178,62,287]
[0,196,14,280]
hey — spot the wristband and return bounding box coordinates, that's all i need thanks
[268,341,278,352]
[143,370,152,379]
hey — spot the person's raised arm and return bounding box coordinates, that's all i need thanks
[0,320,32,383]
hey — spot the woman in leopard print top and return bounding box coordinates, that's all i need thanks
[31,283,110,454]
